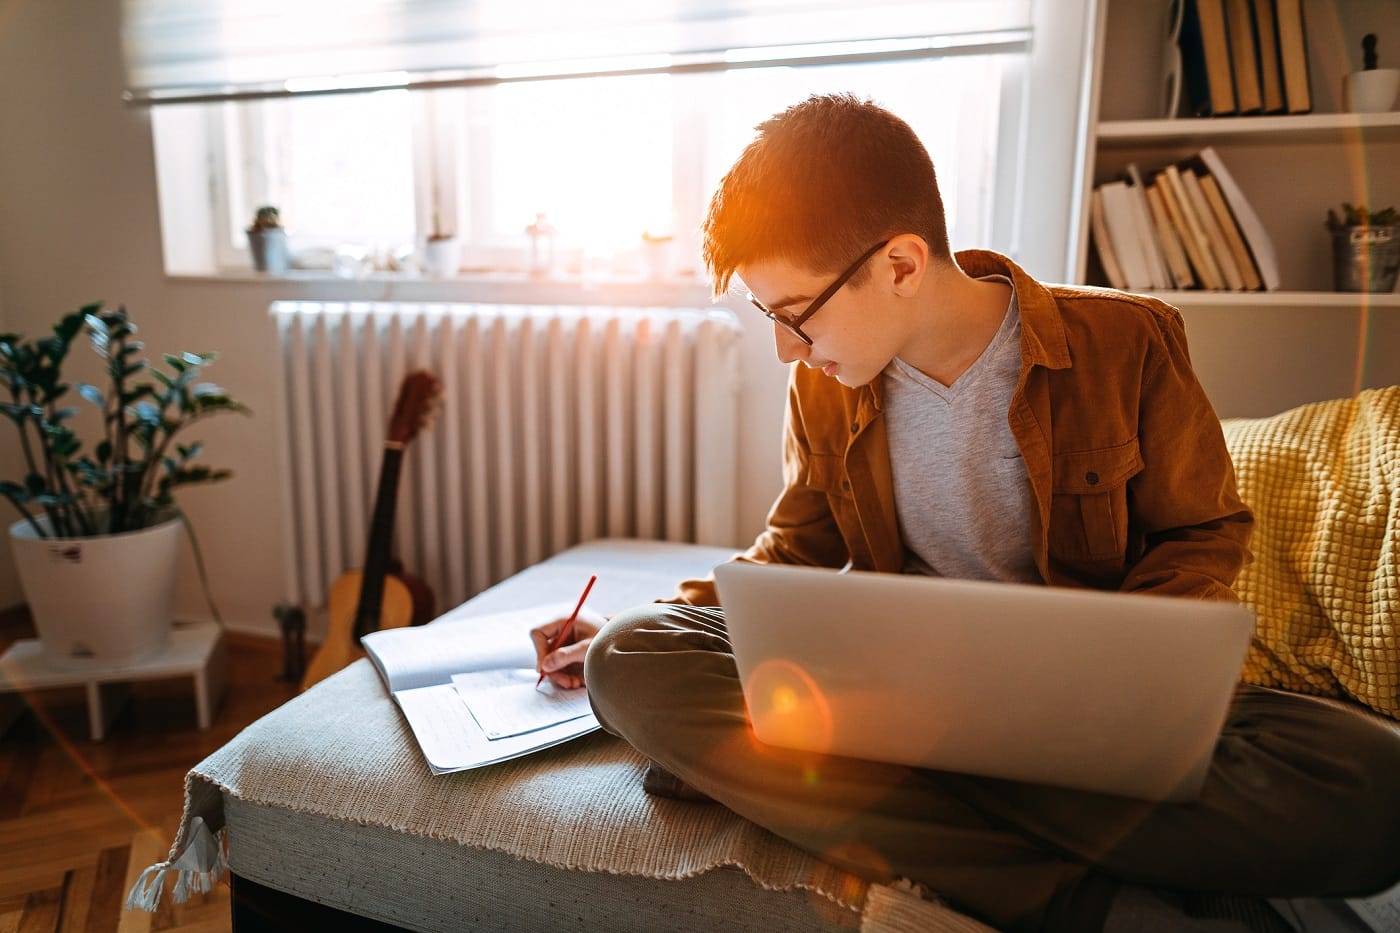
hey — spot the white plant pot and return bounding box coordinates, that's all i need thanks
[1343,69,1400,113]
[247,228,290,273]
[8,512,183,670]
[422,236,461,277]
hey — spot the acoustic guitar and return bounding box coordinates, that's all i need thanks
[301,370,441,690]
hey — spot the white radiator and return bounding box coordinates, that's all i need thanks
[270,301,742,612]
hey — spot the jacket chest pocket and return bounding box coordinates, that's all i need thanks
[803,453,853,501]
[802,451,869,558]
[1049,437,1143,561]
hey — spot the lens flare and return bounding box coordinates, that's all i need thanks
[744,657,835,755]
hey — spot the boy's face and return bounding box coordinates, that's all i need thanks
[738,250,902,388]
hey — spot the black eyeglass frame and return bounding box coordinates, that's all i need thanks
[746,239,890,346]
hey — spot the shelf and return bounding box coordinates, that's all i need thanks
[1124,290,1400,309]
[1096,112,1400,148]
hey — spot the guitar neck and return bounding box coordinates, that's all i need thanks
[353,444,405,640]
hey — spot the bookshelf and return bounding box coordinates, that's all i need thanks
[1096,111,1400,147]
[1074,0,1400,416]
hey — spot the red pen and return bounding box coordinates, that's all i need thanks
[537,574,598,686]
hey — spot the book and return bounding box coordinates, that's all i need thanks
[1198,145,1281,289]
[1273,0,1312,113]
[1197,170,1263,290]
[1179,0,1237,116]
[1098,181,1154,291]
[1125,163,1173,289]
[1181,167,1246,290]
[1090,187,1127,290]
[1224,0,1263,113]
[1348,878,1400,932]
[1144,183,1196,289]
[361,603,601,775]
[1251,0,1286,113]
[1152,175,1216,290]
[1162,164,1226,290]
[1271,879,1400,933]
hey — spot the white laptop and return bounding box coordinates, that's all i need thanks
[713,562,1254,803]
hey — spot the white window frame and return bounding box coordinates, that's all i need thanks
[151,25,1098,282]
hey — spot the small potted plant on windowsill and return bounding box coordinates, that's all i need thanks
[246,205,289,274]
[641,230,675,282]
[1,304,250,668]
[422,209,460,278]
[1343,34,1400,114]
[1326,203,1400,293]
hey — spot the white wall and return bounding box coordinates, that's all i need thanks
[0,283,17,606]
[0,0,1090,633]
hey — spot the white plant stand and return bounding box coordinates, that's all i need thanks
[0,620,226,741]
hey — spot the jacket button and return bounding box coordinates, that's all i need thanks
[850,422,859,435]
[1085,471,1099,486]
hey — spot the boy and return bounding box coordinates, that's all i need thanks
[532,94,1400,932]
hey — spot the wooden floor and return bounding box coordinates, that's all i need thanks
[0,607,299,932]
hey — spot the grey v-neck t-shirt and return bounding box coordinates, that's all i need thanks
[880,277,1039,583]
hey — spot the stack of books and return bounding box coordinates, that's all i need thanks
[1090,146,1280,293]
[1178,0,1311,117]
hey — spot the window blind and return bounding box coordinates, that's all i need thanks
[122,0,1031,105]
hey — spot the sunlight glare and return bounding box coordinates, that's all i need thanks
[489,74,673,258]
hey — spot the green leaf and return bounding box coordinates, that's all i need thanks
[129,400,162,426]
[78,384,104,407]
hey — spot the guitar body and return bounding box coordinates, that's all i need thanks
[301,571,414,690]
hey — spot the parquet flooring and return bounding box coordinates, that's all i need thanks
[0,607,299,932]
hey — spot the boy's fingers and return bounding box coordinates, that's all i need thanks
[542,638,591,672]
[545,669,584,690]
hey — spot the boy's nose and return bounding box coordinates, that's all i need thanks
[774,324,809,365]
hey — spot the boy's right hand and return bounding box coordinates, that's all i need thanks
[529,608,606,690]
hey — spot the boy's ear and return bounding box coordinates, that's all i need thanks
[886,234,929,295]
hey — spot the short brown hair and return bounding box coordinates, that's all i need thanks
[702,93,951,297]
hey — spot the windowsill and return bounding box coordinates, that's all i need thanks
[166,268,721,307]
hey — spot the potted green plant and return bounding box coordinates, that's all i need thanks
[1343,34,1400,113]
[422,208,460,278]
[1326,203,1400,293]
[1,303,249,668]
[246,205,289,274]
[641,229,675,282]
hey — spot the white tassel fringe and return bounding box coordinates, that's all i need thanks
[124,816,228,912]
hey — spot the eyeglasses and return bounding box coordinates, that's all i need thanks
[746,239,889,346]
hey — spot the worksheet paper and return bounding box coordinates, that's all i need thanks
[452,669,593,739]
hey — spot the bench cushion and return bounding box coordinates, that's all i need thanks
[154,539,992,932]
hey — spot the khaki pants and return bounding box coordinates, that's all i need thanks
[584,604,1400,932]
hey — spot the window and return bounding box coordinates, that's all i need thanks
[132,3,1036,279]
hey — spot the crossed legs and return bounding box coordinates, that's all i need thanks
[585,603,1400,932]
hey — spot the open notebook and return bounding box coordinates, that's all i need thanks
[361,603,598,775]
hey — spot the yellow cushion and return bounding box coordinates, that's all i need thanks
[1222,386,1399,720]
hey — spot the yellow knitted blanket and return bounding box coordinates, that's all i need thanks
[1222,386,1399,720]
